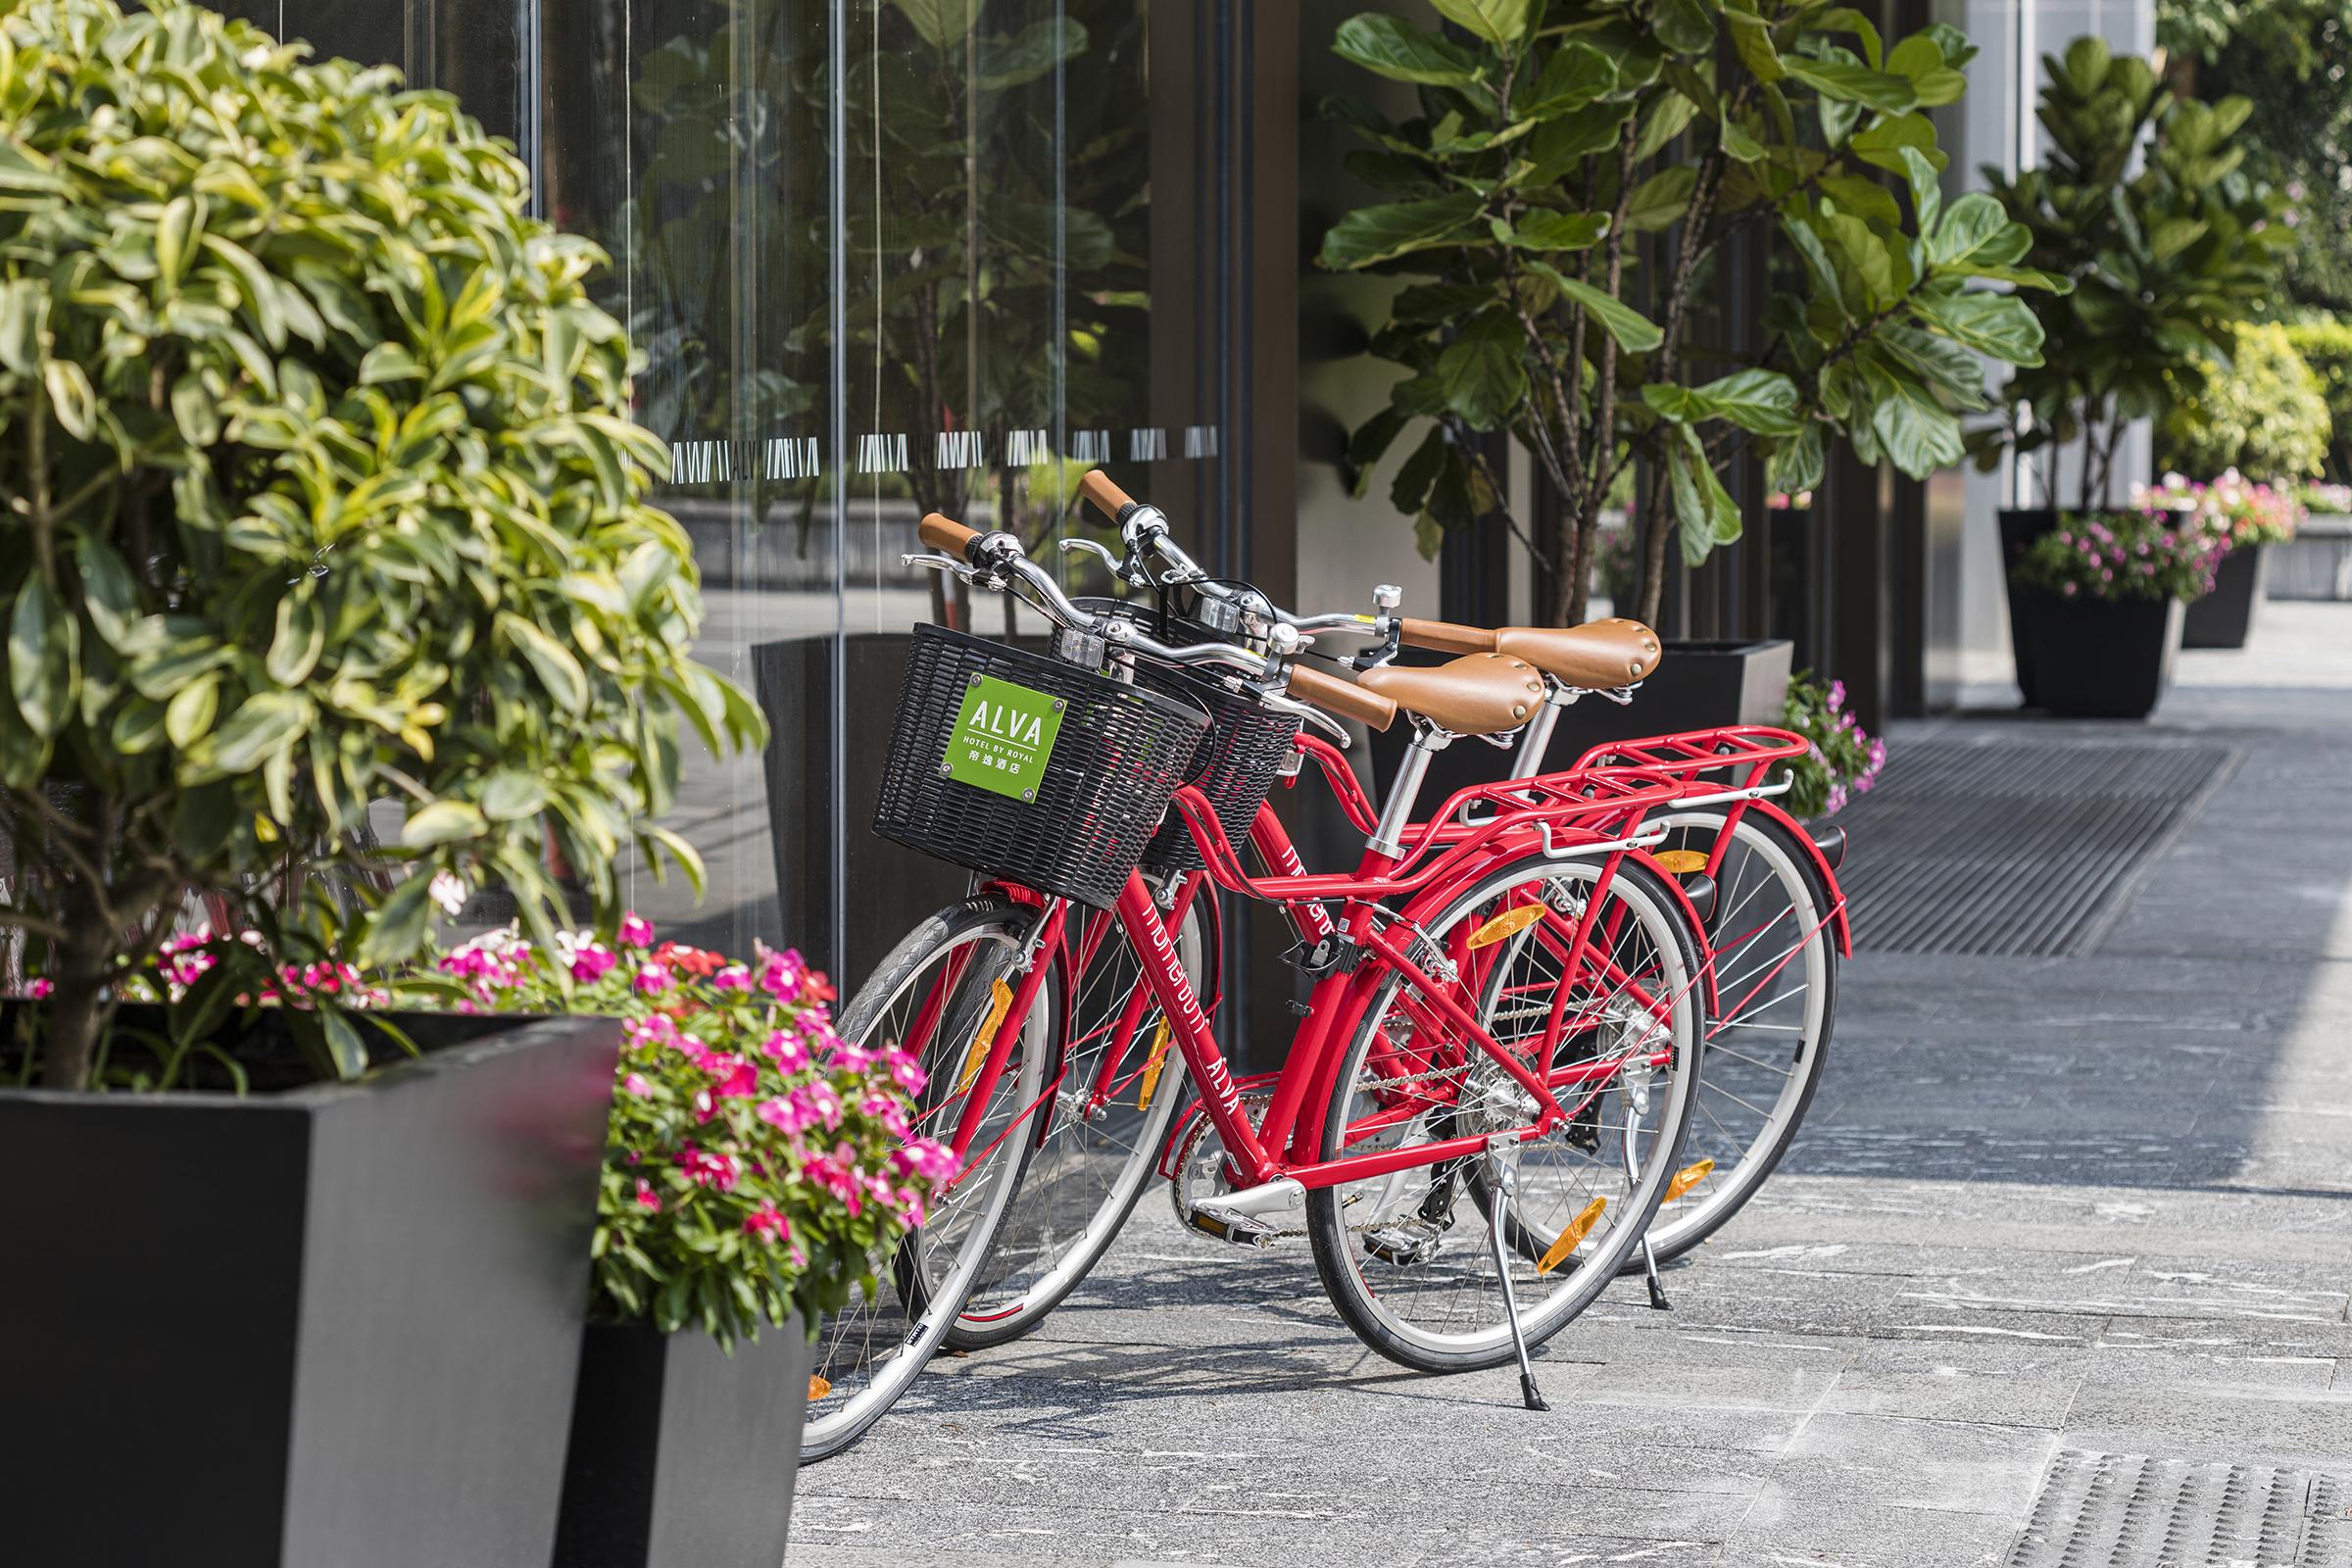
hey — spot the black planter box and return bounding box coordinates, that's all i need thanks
[0,1009,619,1568]
[2007,585,2184,718]
[2181,541,2270,649]
[753,631,1008,981]
[1370,638,1794,801]
[1998,508,2063,707]
[553,1319,810,1568]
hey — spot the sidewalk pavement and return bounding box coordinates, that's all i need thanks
[790,603,2352,1568]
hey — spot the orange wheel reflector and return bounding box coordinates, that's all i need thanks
[1535,1196,1608,1276]
[1138,1017,1174,1111]
[1466,903,1547,951]
[956,979,1014,1094]
[1653,849,1709,875]
[1663,1157,1716,1202]
[808,1375,833,1400]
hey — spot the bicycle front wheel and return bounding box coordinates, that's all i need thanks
[801,893,1057,1462]
[946,885,1211,1348]
[1305,853,1702,1374]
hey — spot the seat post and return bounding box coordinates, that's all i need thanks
[1506,680,1581,781]
[1369,724,1452,858]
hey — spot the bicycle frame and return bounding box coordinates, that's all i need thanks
[934,763,1698,1200]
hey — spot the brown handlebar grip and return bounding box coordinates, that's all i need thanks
[1078,469,1135,520]
[1286,664,1398,733]
[919,512,982,560]
[1397,617,1498,656]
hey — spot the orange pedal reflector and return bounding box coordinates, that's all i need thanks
[808,1375,833,1400]
[1137,1017,1173,1111]
[1535,1196,1608,1276]
[1466,903,1547,950]
[1663,1157,1715,1202]
[1653,849,1708,875]
[956,979,1014,1094]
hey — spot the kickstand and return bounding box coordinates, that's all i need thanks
[1639,1234,1672,1311]
[1618,1073,1671,1311]
[1481,1141,1548,1412]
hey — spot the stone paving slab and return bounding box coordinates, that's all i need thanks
[792,605,2352,1568]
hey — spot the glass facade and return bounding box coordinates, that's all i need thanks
[232,0,1234,978]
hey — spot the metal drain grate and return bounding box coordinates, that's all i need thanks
[1831,736,2235,956]
[2007,1450,2352,1568]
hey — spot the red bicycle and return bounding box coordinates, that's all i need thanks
[801,512,1709,1458]
[936,476,1848,1360]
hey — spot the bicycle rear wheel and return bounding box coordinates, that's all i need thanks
[945,886,1211,1349]
[1638,808,1838,1264]
[1305,853,1702,1374]
[801,893,1056,1462]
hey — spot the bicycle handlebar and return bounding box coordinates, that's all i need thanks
[1286,665,1396,732]
[919,513,983,561]
[1397,617,1496,656]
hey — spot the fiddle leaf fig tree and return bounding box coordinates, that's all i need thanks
[1976,36,2292,510]
[0,0,764,1091]
[1320,0,2067,626]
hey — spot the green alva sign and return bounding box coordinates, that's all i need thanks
[944,675,1064,801]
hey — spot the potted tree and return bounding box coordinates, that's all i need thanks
[1976,37,2290,701]
[2006,513,2226,717]
[417,921,955,1567]
[0,5,761,1564]
[1319,0,2057,741]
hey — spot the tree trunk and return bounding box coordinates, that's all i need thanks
[1636,474,1673,628]
[37,876,106,1092]
[1563,497,1593,627]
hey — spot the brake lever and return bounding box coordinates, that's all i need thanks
[1058,537,1142,586]
[1257,690,1352,750]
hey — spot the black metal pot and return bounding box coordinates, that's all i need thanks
[552,1319,810,1568]
[2006,586,2185,719]
[1997,508,2063,707]
[0,1007,619,1568]
[2180,541,2270,649]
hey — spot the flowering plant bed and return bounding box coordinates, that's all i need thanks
[2010,512,2227,604]
[1779,675,1886,820]
[2133,469,2304,548]
[425,917,956,1346]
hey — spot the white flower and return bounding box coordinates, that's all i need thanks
[428,870,468,917]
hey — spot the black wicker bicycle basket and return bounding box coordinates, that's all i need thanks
[871,624,1210,907]
[1064,597,1302,876]
[1136,664,1299,876]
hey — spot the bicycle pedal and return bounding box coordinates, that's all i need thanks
[1184,1205,1280,1250]
[1361,1221,1445,1267]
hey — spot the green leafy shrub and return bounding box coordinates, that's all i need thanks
[0,0,762,1090]
[2281,316,2352,479]
[2011,512,2228,602]
[1979,38,2294,508]
[1317,4,2058,627]
[2157,321,2330,480]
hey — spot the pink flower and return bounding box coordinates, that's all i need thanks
[622,1072,652,1098]
[755,1095,810,1135]
[678,1144,742,1192]
[761,1028,811,1073]
[570,944,617,983]
[635,1178,662,1212]
[618,912,656,948]
[891,1138,962,1185]
[632,961,671,996]
[27,977,53,999]
[887,1049,928,1094]
[743,1201,790,1244]
[711,1055,760,1102]
[711,964,753,992]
